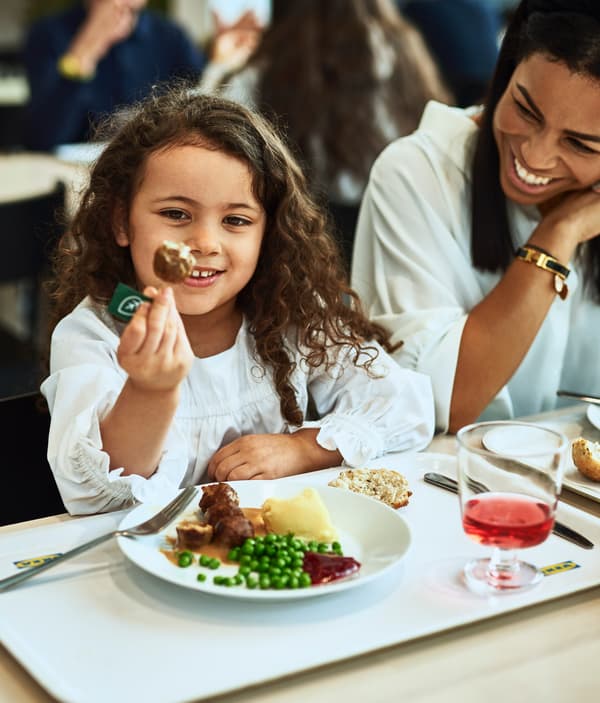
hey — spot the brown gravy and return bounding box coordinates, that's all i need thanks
[162,507,266,565]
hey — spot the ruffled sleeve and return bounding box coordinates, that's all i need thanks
[300,343,434,466]
[41,304,189,515]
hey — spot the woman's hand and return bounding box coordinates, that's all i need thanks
[533,185,600,259]
[207,429,343,481]
[117,286,194,393]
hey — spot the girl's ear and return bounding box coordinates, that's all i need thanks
[113,203,130,247]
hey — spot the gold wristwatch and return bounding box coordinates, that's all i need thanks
[57,53,95,81]
[515,245,570,300]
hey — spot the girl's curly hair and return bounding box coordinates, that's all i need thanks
[46,85,398,425]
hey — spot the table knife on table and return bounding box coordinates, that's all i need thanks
[557,390,600,405]
[423,472,594,550]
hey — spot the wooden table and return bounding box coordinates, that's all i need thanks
[1,405,599,703]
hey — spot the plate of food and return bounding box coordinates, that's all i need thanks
[117,479,412,600]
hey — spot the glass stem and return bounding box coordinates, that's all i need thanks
[487,547,520,583]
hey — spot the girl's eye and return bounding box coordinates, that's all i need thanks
[160,209,189,221]
[224,215,251,227]
[514,98,538,121]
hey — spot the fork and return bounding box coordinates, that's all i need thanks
[0,485,197,592]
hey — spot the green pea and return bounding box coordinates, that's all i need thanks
[264,533,277,544]
[177,551,193,567]
[259,575,271,589]
[307,541,318,551]
[208,558,221,570]
[196,573,207,582]
[241,541,255,555]
[246,576,258,589]
[227,547,241,561]
[299,572,312,588]
[288,576,299,589]
[233,574,244,585]
[254,542,265,557]
[213,575,225,585]
[332,541,342,552]
[238,565,251,576]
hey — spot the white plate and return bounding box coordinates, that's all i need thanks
[481,424,564,456]
[587,404,600,431]
[117,481,411,601]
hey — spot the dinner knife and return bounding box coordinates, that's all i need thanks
[557,390,600,406]
[423,472,594,550]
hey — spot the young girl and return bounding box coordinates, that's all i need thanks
[41,88,434,514]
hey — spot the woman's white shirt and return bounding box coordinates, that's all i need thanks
[351,100,600,431]
[41,299,434,514]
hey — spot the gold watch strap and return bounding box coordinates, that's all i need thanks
[515,245,570,300]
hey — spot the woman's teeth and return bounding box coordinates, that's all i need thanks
[513,156,552,186]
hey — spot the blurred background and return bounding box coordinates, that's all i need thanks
[0,0,518,398]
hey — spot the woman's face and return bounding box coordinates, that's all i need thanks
[493,52,600,207]
[115,144,265,322]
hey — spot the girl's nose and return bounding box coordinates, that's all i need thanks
[520,129,559,172]
[187,225,221,256]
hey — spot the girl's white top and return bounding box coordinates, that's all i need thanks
[41,299,434,514]
[351,100,600,432]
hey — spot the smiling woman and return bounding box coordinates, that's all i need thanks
[351,0,600,434]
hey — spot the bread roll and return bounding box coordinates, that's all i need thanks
[328,468,411,508]
[572,437,600,481]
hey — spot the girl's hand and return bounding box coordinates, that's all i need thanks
[207,430,343,482]
[117,286,194,392]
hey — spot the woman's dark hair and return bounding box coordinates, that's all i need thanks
[471,0,600,299]
[249,0,450,197]
[46,86,397,425]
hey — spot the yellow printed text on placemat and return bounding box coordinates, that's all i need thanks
[541,560,580,576]
[14,553,63,569]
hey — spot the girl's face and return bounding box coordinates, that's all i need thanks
[493,52,600,207]
[116,143,266,323]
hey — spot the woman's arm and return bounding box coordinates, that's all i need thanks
[451,187,600,431]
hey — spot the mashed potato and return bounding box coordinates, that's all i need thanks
[261,488,337,542]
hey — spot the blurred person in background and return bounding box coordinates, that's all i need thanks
[398,0,503,108]
[24,0,261,151]
[208,0,451,272]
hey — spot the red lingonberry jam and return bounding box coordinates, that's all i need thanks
[302,552,361,585]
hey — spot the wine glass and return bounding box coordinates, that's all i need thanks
[456,420,568,593]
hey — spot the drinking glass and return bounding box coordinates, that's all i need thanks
[456,421,568,593]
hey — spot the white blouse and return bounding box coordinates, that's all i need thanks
[41,298,434,514]
[352,100,600,431]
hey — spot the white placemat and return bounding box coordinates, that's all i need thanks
[1,452,599,703]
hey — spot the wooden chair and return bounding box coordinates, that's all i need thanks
[0,391,66,526]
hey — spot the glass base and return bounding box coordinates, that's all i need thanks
[464,554,543,594]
